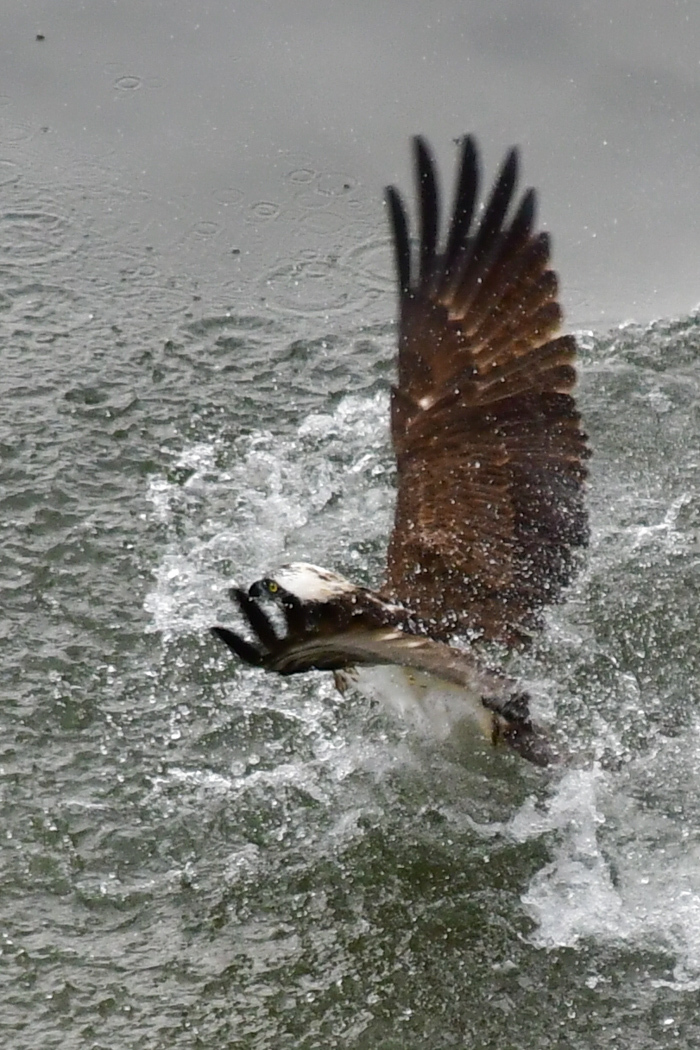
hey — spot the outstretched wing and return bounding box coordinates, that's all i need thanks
[382,136,589,644]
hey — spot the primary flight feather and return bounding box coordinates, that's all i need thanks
[212,135,590,767]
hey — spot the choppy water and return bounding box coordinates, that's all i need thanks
[3,163,700,1049]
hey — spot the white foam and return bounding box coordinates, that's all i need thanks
[510,766,630,947]
[510,728,700,987]
[143,390,393,641]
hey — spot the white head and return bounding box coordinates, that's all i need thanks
[268,562,356,603]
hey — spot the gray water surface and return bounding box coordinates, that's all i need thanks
[3,4,700,1048]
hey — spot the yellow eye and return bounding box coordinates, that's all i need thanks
[267,580,279,593]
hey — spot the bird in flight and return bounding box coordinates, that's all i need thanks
[212,135,590,766]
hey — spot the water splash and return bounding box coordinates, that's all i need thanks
[142,317,700,1003]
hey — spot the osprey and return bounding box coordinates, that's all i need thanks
[212,136,589,767]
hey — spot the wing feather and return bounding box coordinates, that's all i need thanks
[414,136,440,287]
[443,135,479,283]
[446,147,519,311]
[383,136,589,643]
[385,186,412,295]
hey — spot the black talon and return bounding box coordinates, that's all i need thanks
[501,691,532,725]
[229,586,249,607]
[501,722,560,768]
[210,626,266,667]
[232,589,281,649]
[245,601,281,649]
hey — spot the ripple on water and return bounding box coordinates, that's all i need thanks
[114,74,142,92]
[343,235,394,293]
[0,206,78,266]
[296,209,350,237]
[259,257,355,315]
[212,186,244,206]
[246,201,281,224]
[0,158,20,187]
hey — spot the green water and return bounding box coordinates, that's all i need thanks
[3,170,700,1049]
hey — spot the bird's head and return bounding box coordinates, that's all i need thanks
[211,562,360,673]
[248,562,356,606]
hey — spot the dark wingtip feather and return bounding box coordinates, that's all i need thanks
[210,626,265,667]
[413,135,439,287]
[502,145,519,181]
[443,134,479,279]
[510,186,537,240]
[479,146,520,242]
[446,143,521,312]
[385,185,411,295]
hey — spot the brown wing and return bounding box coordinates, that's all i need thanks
[381,136,589,644]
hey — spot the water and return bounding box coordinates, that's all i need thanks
[3,159,700,1048]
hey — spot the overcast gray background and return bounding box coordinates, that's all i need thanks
[1,0,700,327]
